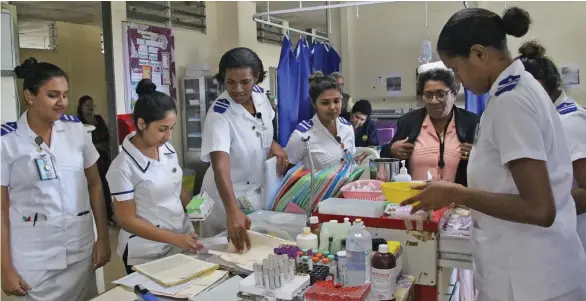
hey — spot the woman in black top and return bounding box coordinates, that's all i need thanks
[78,95,115,225]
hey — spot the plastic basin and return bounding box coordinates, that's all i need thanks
[380,182,425,204]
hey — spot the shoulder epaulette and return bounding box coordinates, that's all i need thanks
[338,116,351,126]
[495,75,520,96]
[253,85,264,93]
[213,99,230,114]
[1,122,17,136]
[60,114,81,122]
[295,120,314,133]
[557,102,578,115]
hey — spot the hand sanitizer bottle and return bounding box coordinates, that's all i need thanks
[394,160,412,182]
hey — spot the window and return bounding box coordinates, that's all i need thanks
[256,16,285,45]
[18,20,56,50]
[126,1,206,32]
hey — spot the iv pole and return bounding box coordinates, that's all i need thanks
[302,136,316,219]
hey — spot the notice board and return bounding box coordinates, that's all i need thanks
[122,22,176,113]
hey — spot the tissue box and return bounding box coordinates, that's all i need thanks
[187,192,214,221]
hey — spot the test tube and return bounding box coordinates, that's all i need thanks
[288,258,295,279]
[308,256,313,271]
[278,260,285,284]
[268,266,275,289]
[263,265,270,289]
[254,263,262,286]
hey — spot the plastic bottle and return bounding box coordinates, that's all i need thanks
[327,255,338,284]
[394,160,412,182]
[296,227,318,250]
[309,216,321,238]
[336,250,347,286]
[371,244,397,301]
[345,218,373,286]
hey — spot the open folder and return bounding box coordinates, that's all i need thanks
[131,253,219,286]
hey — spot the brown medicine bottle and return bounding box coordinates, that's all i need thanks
[371,244,396,301]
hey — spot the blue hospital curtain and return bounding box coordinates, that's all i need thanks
[277,36,300,146]
[325,43,341,75]
[464,89,488,115]
[311,42,326,74]
[296,38,312,122]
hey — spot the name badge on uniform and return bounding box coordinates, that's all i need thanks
[261,126,272,149]
[34,155,57,181]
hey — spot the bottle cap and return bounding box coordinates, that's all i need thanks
[336,250,346,257]
[309,216,319,224]
[400,160,408,175]
[303,227,311,234]
[322,251,330,257]
[387,241,401,253]
[302,256,309,261]
[344,217,350,223]
[322,258,329,264]
[312,257,319,263]
[378,244,389,254]
[328,255,335,261]
[329,220,339,224]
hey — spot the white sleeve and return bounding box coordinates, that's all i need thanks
[1,146,10,187]
[106,164,135,201]
[82,125,100,169]
[562,114,586,162]
[491,93,547,165]
[201,112,232,162]
[284,131,306,165]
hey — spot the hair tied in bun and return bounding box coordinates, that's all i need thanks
[518,40,546,59]
[14,57,39,80]
[308,71,325,84]
[136,79,157,96]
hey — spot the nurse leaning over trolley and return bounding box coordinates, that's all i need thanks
[401,7,586,301]
[1,57,110,300]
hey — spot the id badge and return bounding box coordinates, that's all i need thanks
[260,126,272,149]
[35,155,57,181]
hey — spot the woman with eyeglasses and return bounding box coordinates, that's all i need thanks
[380,66,479,185]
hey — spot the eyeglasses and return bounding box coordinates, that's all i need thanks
[422,90,452,102]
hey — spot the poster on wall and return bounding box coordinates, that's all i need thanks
[122,22,176,113]
[560,63,580,88]
[386,72,403,96]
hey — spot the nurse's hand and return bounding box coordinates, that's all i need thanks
[172,233,204,252]
[227,209,251,253]
[461,143,473,160]
[93,238,111,270]
[1,268,30,296]
[400,181,465,214]
[270,143,289,175]
[390,138,414,160]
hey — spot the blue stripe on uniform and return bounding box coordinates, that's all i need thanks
[495,75,520,96]
[111,189,135,196]
[213,99,230,114]
[295,120,313,133]
[557,102,578,115]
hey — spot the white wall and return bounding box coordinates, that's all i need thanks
[108,1,282,162]
[333,1,586,108]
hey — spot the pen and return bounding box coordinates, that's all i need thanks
[134,285,159,301]
[33,213,38,227]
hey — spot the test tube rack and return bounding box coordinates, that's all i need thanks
[239,273,310,301]
[239,254,311,301]
[297,264,330,285]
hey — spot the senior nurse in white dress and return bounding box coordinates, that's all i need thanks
[1,58,110,300]
[518,40,586,252]
[106,79,203,275]
[285,72,356,170]
[200,47,288,252]
[401,7,586,301]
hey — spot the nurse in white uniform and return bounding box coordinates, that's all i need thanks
[200,48,288,251]
[285,72,356,170]
[107,79,203,274]
[402,7,586,301]
[1,58,110,300]
[518,40,586,252]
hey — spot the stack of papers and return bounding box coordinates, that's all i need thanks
[209,231,294,271]
[113,269,229,299]
[131,253,219,286]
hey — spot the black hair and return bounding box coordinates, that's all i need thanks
[215,47,266,84]
[308,71,339,104]
[133,79,176,130]
[517,40,561,94]
[351,99,372,117]
[437,7,531,57]
[416,68,460,97]
[77,95,93,123]
[14,57,68,95]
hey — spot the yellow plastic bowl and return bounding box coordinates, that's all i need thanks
[381,182,424,204]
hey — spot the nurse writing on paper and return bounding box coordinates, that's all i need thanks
[401,7,586,301]
[107,79,202,274]
[518,40,586,251]
[200,48,288,251]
